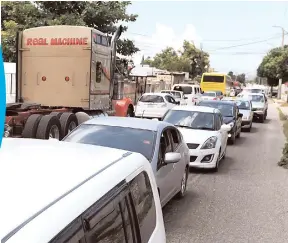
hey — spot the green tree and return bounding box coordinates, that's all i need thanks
[228,71,236,80]
[144,41,210,79]
[1,1,139,62]
[142,56,153,66]
[236,73,246,83]
[257,45,288,87]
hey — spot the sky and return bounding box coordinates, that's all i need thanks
[120,1,288,79]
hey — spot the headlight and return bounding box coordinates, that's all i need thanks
[229,122,234,128]
[201,136,217,149]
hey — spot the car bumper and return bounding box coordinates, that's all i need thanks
[241,119,252,127]
[253,110,265,118]
[135,108,168,119]
[189,148,219,169]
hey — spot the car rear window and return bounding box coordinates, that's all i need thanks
[63,124,155,160]
[139,95,164,103]
[202,92,216,97]
[173,85,192,95]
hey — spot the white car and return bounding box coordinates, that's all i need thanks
[0,138,166,243]
[160,90,188,105]
[237,93,268,122]
[135,92,179,119]
[201,91,220,101]
[163,105,231,171]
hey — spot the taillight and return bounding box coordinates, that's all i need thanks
[213,97,217,100]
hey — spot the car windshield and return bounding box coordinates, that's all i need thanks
[251,89,262,93]
[163,110,215,130]
[173,85,192,94]
[199,102,234,117]
[202,92,216,97]
[248,95,264,102]
[236,101,250,110]
[63,124,155,160]
[171,91,181,98]
[139,95,164,103]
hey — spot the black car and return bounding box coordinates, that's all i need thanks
[197,100,243,144]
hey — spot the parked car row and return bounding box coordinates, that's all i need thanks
[1,88,269,243]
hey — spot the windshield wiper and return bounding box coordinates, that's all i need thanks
[175,125,194,129]
[196,127,214,131]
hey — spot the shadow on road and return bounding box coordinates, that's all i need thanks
[248,126,258,133]
[234,136,247,146]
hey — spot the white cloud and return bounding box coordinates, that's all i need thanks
[121,23,202,65]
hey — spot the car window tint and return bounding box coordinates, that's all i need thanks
[63,125,155,161]
[84,200,126,243]
[139,95,164,103]
[215,114,221,130]
[173,85,192,94]
[129,171,156,243]
[165,95,174,103]
[169,128,180,150]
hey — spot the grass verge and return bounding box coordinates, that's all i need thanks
[277,107,288,169]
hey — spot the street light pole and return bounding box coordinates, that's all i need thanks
[273,25,287,99]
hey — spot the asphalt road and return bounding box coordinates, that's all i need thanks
[163,101,288,243]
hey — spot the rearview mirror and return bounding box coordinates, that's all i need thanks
[220,124,231,132]
[164,152,181,164]
[238,113,243,118]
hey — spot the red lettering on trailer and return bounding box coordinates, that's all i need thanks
[26,37,88,46]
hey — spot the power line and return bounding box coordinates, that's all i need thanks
[208,34,288,52]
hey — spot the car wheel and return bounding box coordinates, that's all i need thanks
[247,122,252,132]
[213,149,221,172]
[259,115,264,123]
[176,167,188,198]
[229,132,236,144]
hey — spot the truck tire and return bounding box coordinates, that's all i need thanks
[60,113,78,137]
[50,112,63,119]
[36,115,62,140]
[22,114,44,138]
[75,112,90,125]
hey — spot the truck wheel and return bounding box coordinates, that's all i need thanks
[36,115,62,140]
[50,112,63,119]
[60,113,78,137]
[22,114,44,138]
[75,112,91,125]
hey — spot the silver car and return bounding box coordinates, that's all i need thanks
[63,116,190,207]
[235,99,253,131]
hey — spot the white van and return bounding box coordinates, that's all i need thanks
[0,139,166,243]
[172,84,202,105]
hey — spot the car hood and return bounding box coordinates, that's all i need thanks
[177,128,218,144]
[251,102,265,108]
[223,116,235,124]
[239,109,251,117]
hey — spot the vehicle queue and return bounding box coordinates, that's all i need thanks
[1,74,270,243]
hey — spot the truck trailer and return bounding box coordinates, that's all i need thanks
[4,25,140,139]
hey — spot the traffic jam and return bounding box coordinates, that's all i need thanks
[2,24,270,243]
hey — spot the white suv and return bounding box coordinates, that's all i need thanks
[0,138,166,243]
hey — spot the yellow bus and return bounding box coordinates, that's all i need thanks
[200,72,233,95]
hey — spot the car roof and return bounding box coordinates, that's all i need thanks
[173,83,199,87]
[141,92,171,97]
[199,100,236,106]
[0,138,143,240]
[83,116,171,131]
[171,105,219,113]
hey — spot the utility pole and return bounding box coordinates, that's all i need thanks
[273,26,287,99]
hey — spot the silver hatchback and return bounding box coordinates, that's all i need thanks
[63,116,190,207]
[236,99,253,131]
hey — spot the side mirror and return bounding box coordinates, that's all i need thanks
[184,96,188,100]
[164,152,181,164]
[220,124,231,132]
[238,113,243,118]
[176,101,180,105]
